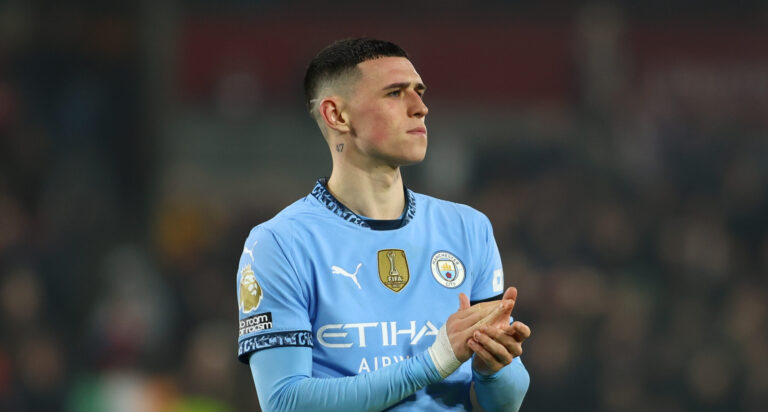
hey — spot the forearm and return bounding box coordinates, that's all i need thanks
[473,357,530,412]
[250,347,443,412]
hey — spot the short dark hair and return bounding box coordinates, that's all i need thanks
[303,38,409,113]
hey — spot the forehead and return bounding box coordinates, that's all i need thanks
[356,57,422,88]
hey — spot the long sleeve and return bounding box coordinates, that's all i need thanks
[473,357,530,411]
[249,346,443,412]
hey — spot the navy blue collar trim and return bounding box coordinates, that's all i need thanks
[310,178,416,230]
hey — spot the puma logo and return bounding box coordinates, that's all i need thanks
[242,240,258,262]
[331,263,363,289]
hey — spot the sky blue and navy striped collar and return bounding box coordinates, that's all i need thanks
[310,178,416,230]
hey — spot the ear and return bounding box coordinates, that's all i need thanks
[319,98,351,134]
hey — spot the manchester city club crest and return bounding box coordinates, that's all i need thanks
[377,249,410,292]
[430,251,465,288]
[239,264,263,313]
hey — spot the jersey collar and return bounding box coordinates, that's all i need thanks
[310,178,416,230]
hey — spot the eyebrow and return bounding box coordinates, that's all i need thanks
[382,82,427,92]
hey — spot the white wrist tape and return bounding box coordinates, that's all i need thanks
[427,324,461,378]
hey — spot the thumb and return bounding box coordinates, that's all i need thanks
[458,292,470,310]
[503,286,518,302]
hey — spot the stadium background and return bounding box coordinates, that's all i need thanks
[1,1,767,411]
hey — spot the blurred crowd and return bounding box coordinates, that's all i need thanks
[471,109,768,411]
[1,2,767,412]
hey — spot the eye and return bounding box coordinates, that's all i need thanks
[387,90,402,97]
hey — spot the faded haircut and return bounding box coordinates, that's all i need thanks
[303,38,409,117]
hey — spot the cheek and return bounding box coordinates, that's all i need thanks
[369,126,389,144]
[357,107,393,144]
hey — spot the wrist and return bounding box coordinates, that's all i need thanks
[472,356,503,380]
[427,324,461,378]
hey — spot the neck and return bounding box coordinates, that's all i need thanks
[326,163,405,220]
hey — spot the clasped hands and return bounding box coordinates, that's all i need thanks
[444,287,531,376]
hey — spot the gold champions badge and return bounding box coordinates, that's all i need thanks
[377,249,410,292]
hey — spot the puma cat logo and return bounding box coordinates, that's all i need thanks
[331,263,363,289]
[242,240,258,262]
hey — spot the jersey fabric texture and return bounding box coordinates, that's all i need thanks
[236,179,511,410]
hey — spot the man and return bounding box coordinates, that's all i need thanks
[236,38,530,411]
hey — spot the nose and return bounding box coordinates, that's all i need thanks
[408,91,428,119]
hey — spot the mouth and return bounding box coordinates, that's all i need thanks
[407,127,427,136]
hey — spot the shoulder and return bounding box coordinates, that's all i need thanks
[412,191,493,228]
[244,195,322,247]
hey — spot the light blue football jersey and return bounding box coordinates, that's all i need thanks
[236,179,505,410]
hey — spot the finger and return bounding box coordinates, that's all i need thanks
[480,325,523,357]
[458,292,471,310]
[510,321,531,341]
[473,330,515,365]
[451,303,507,345]
[474,299,514,328]
[501,322,530,342]
[455,299,505,324]
[452,302,515,350]
[502,286,517,302]
[468,339,504,372]
[500,324,520,340]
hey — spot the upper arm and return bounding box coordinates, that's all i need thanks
[470,212,504,302]
[237,226,312,364]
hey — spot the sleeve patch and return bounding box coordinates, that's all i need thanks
[239,264,264,314]
[237,330,313,363]
[239,312,273,336]
[492,269,504,293]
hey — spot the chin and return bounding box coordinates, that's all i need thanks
[399,150,427,166]
[403,140,427,163]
